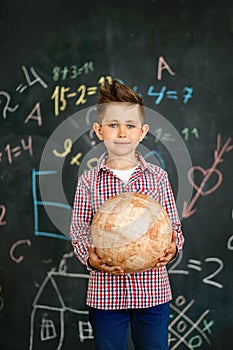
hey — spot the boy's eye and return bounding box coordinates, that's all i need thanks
[127,124,136,129]
[108,123,119,128]
[107,123,136,129]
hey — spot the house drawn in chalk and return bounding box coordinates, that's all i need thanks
[29,252,94,350]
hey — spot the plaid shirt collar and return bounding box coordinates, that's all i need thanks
[96,151,158,175]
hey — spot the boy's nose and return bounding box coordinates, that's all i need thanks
[118,124,126,137]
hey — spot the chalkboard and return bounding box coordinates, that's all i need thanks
[0,1,232,349]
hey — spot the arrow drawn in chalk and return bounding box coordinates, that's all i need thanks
[183,134,233,218]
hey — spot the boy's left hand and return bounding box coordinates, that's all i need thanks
[155,231,177,268]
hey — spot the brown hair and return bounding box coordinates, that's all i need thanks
[96,79,145,123]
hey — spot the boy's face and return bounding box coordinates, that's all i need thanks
[93,103,149,160]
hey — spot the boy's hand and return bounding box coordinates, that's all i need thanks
[155,231,177,268]
[88,247,125,275]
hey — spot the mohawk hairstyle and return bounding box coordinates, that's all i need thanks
[96,79,145,123]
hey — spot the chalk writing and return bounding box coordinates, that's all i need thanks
[1,66,47,120]
[85,105,97,125]
[51,84,98,116]
[52,138,83,166]
[169,251,224,289]
[182,128,199,141]
[29,252,90,349]
[51,82,193,117]
[147,85,193,105]
[202,258,224,289]
[52,133,167,170]
[24,102,42,126]
[157,56,176,80]
[9,239,31,263]
[32,169,71,240]
[51,72,192,116]
[98,75,113,86]
[0,90,19,118]
[16,65,48,93]
[70,152,83,166]
[52,61,94,81]
[0,205,7,226]
[89,129,96,146]
[153,127,175,143]
[227,235,233,251]
[53,138,72,158]
[0,136,33,164]
[183,134,233,218]
[169,295,213,349]
[182,87,193,104]
[113,77,193,105]
[168,250,189,275]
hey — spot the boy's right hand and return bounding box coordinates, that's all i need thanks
[88,247,124,275]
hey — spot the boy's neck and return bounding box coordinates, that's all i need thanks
[106,154,138,170]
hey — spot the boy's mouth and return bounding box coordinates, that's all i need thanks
[114,141,131,145]
[113,139,132,144]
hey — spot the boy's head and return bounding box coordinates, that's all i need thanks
[93,79,149,162]
[96,79,145,125]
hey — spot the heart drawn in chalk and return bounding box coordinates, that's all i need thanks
[188,166,223,196]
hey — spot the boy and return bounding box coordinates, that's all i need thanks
[70,79,184,349]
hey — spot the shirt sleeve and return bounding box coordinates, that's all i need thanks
[159,171,184,254]
[69,174,93,271]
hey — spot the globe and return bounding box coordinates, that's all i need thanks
[91,192,172,273]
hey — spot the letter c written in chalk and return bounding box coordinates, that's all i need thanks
[10,239,31,263]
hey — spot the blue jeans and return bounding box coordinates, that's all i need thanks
[89,302,169,350]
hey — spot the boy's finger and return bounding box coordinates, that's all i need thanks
[172,231,177,242]
[88,246,96,253]
[104,264,124,274]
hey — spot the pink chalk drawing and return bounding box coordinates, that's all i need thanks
[183,134,233,218]
[10,239,31,263]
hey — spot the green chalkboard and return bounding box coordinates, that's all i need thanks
[0,1,232,349]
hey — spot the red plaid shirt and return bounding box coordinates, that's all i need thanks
[70,152,184,309]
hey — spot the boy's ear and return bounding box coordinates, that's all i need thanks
[140,124,149,142]
[93,122,104,141]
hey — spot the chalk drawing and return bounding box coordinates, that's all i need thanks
[85,106,97,125]
[169,251,224,289]
[157,56,176,80]
[16,65,48,93]
[51,84,98,116]
[24,102,42,126]
[52,138,83,166]
[29,252,92,349]
[78,321,94,342]
[227,235,233,251]
[32,169,71,240]
[0,90,19,118]
[183,134,233,218]
[0,204,7,226]
[182,128,199,141]
[169,295,214,350]
[0,136,33,164]
[9,239,31,263]
[53,138,73,158]
[52,61,94,81]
